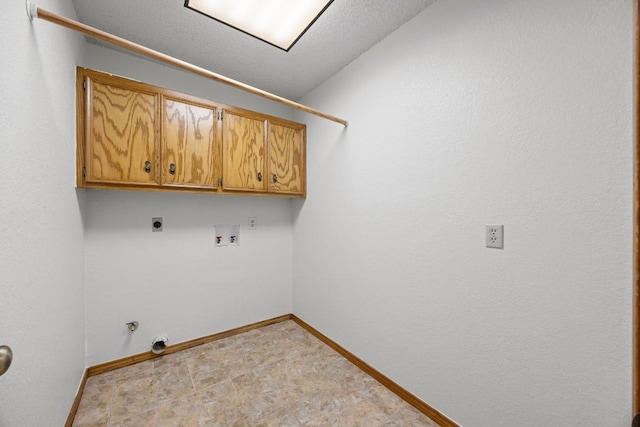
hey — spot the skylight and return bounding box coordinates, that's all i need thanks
[184,0,334,51]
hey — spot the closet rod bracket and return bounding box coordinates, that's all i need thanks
[26,1,38,21]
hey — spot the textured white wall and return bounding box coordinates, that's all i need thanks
[0,0,87,425]
[83,44,296,120]
[292,1,633,426]
[82,46,294,365]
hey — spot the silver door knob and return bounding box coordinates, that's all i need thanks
[0,345,12,377]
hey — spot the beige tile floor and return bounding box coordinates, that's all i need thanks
[72,320,440,426]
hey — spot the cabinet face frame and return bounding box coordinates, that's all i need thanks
[267,117,306,197]
[161,92,221,190]
[81,70,161,187]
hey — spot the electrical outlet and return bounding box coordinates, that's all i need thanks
[486,225,503,249]
[248,217,257,230]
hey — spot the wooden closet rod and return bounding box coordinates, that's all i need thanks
[26,2,348,127]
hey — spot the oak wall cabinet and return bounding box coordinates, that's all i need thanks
[268,118,305,196]
[222,107,267,194]
[162,96,219,190]
[81,71,160,187]
[76,67,306,198]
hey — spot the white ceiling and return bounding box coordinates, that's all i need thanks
[71,0,436,100]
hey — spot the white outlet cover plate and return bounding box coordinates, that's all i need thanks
[486,224,504,249]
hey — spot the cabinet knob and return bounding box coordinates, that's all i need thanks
[257,172,263,182]
[0,345,12,377]
[169,163,176,175]
[272,174,278,183]
[144,161,151,173]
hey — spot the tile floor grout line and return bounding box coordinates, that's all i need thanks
[185,352,198,395]
[106,375,116,427]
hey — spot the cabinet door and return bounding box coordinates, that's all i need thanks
[162,97,218,188]
[268,120,306,196]
[85,75,159,185]
[222,109,267,192]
